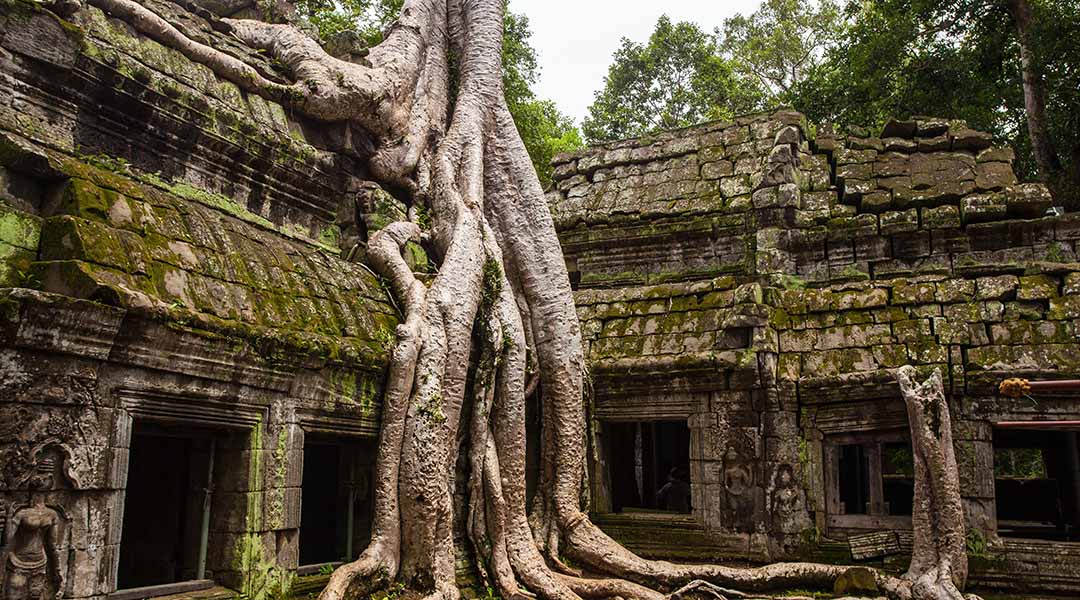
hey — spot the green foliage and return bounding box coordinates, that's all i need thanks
[583,16,764,143]
[293,0,402,46]
[884,444,915,477]
[721,0,842,103]
[501,10,583,187]
[966,528,989,558]
[318,564,335,576]
[480,257,504,314]
[512,97,584,187]
[994,447,1047,479]
[369,582,406,600]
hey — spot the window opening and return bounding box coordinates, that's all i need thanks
[300,443,342,565]
[299,436,376,567]
[882,442,915,516]
[606,420,691,513]
[826,430,914,530]
[838,444,868,515]
[994,428,1080,541]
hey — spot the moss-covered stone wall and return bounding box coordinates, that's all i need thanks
[0,2,397,598]
[553,110,1080,594]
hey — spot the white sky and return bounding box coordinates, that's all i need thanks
[506,0,764,125]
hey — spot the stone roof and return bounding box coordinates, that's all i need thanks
[553,110,1080,399]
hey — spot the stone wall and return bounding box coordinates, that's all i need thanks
[550,111,1080,593]
[0,1,396,598]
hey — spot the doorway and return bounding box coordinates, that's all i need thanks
[605,420,691,513]
[117,424,215,589]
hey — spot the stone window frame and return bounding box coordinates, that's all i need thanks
[295,409,380,570]
[822,429,914,532]
[589,393,703,522]
[110,388,270,599]
[802,396,913,537]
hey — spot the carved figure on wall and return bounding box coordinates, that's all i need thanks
[770,464,804,534]
[723,446,754,532]
[4,451,66,600]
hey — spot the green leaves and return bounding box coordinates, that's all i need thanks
[581,2,841,144]
[722,0,843,102]
[583,16,763,144]
[502,11,584,187]
[293,0,402,45]
[790,0,1080,209]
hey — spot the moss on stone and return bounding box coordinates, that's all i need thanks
[0,204,41,251]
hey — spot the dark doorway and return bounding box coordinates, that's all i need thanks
[838,444,868,515]
[300,443,342,565]
[994,428,1080,541]
[299,436,376,566]
[117,425,212,589]
[606,420,691,513]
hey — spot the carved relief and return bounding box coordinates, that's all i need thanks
[3,447,73,600]
[722,446,755,532]
[769,464,804,534]
[0,404,99,492]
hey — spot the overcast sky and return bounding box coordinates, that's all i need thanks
[506,0,764,125]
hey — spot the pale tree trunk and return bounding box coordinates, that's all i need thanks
[1005,0,1063,186]
[80,1,982,599]
[887,366,976,600]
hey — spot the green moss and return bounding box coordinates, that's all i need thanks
[417,392,447,425]
[142,172,275,229]
[480,257,503,313]
[318,224,341,248]
[234,531,294,600]
[267,425,289,530]
[0,242,36,287]
[835,263,870,281]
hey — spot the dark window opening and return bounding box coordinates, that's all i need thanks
[838,444,868,515]
[827,430,913,526]
[606,420,691,513]
[118,424,216,589]
[299,436,376,566]
[994,428,1080,541]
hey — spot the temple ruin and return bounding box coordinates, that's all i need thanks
[1,1,1079,598]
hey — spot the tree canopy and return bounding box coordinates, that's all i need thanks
[582,16,762,144]
[721,0,842,103]
[790,0,1080,208]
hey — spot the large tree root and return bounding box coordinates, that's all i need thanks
[80,2,983,600]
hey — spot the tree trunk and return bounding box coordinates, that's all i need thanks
[1006,0,1063,188]
[82,2,984,599]
[889,366,972,600]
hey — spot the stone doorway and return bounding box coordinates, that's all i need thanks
[604,420,691,514]
[298,436,375,570]
[116,423,219,591]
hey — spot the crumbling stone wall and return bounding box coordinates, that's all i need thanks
[550,111,1080,594]
[0,1,397,598]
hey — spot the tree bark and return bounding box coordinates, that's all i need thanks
[82,2,984,599]
[891,366,973,600]
[1005,0,1063,187]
